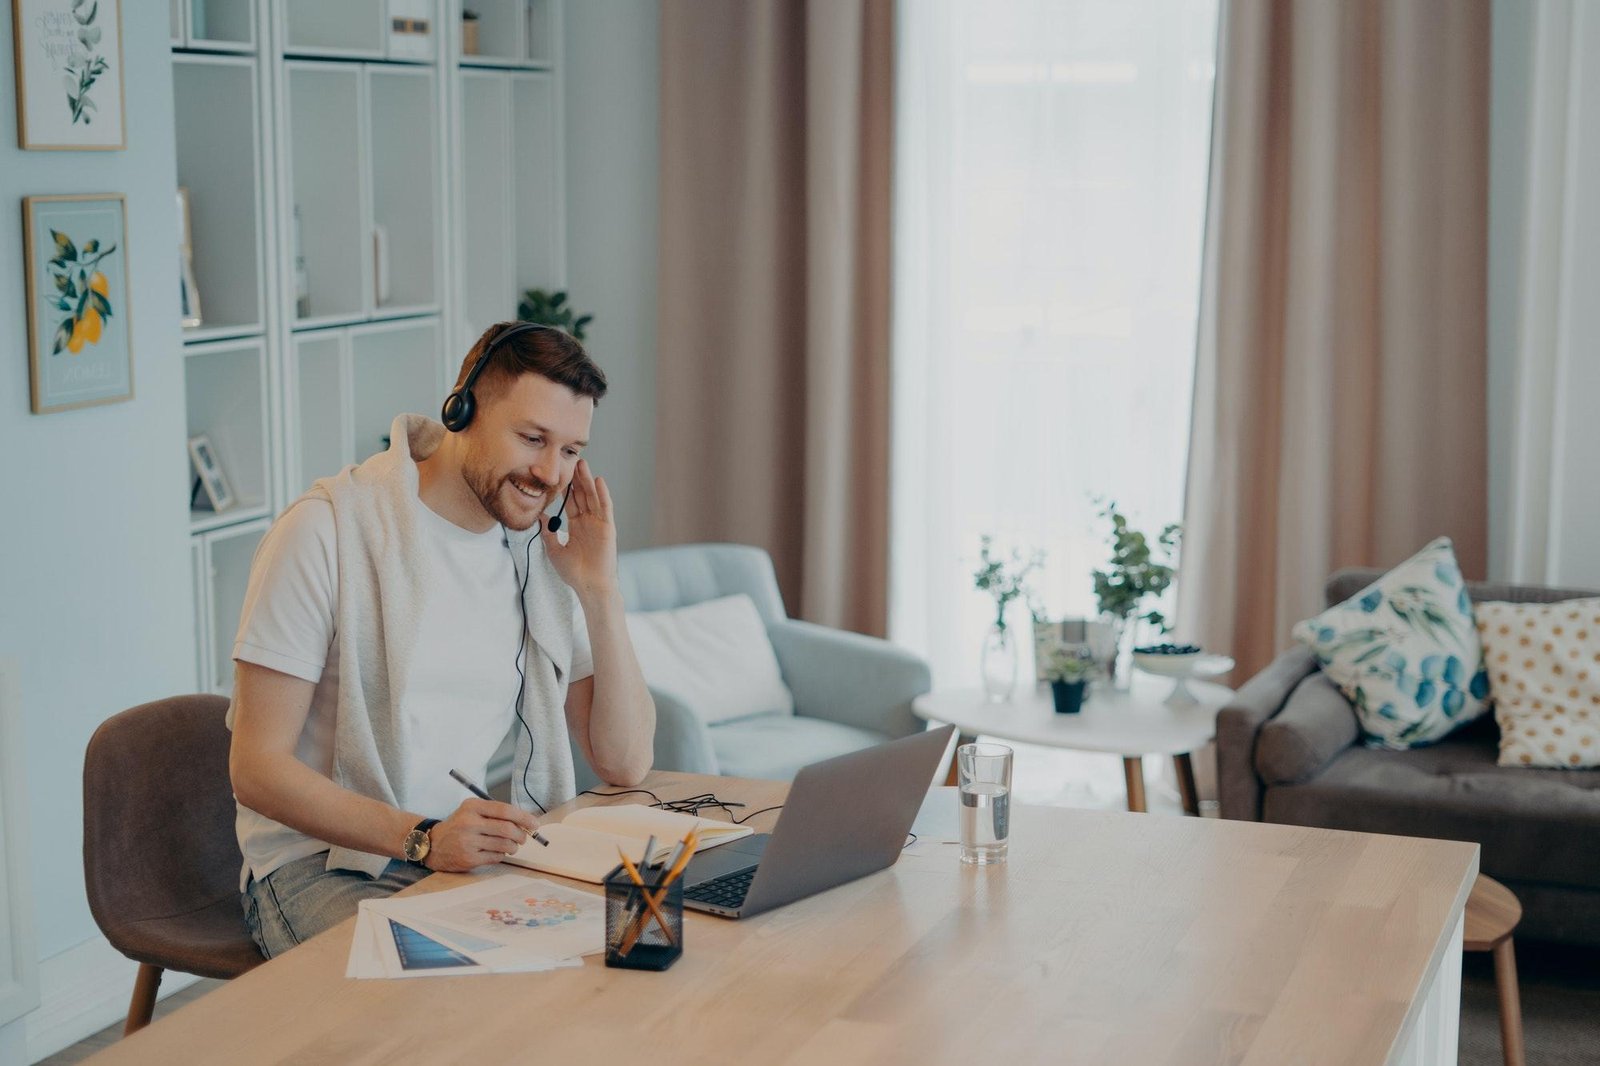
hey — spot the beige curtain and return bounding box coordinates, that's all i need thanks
[1177,0,1490,682]
[655,0,894,635]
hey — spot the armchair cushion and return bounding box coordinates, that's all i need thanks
[709,714,890,780]
[626,594,794,725]
[1255,672,1361,785]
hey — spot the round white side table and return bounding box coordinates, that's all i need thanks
[913,672,1234,814]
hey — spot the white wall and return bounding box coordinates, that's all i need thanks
[0,5,192,1058]
[563,0,659,551]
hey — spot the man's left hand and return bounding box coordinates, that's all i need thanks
[544,458,618,601]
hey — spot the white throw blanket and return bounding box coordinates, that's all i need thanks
[311,413,578,877]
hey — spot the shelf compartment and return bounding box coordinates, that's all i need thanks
[293,330,351,492]
[511,72,561,296]
[187,0,256,52]
[285,61,369,325]
[203,518,272,696]
[283,0,385,58]
[350,318,443,463]
[367,66,441,314]
[185,338,271,533]
[174,54,264,340]
[460,70,514,340]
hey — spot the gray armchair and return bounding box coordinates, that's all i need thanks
[572,543,929,786]
[1217,570,1600,945]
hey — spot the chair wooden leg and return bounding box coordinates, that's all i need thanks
[1173,753,1199,816]
[124,962,163,1036]
[1492,937,1526,1066]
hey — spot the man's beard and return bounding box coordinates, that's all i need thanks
[464,462,551,532]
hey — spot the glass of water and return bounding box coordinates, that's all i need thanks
[957,742,1012,865]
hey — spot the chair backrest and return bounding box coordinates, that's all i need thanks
[83,694,243,938]
[1327,569,1599,609]
[617,543,788,624]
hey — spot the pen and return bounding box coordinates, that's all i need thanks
[448,768,550,847]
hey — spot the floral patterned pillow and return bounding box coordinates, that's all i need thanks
[1292,538,1490,750]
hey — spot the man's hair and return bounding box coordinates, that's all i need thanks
[454,322,608,405]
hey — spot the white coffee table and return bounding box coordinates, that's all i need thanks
[913,672,1234,814]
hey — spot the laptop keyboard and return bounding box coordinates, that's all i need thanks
[684,867,757,909]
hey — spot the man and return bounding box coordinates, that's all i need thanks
[228,322,654,958]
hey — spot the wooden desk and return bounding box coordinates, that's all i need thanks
[88,771,1477,1065]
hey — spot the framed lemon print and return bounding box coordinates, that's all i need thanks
[23,193,133,413]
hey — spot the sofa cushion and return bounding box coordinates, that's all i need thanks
[1293,537,1490,750]
[1255,672,1361,785]
[626,593,795,726]
[1475,597,1600,769]
[710,715,889,781]
[1262,716,1600,892]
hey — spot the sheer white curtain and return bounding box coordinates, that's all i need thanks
[891,0,1220,687]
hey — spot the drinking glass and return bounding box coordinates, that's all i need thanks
[957,742,1012,865]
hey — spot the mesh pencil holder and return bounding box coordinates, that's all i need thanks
[603,864,684,971]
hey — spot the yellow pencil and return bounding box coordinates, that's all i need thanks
[619,830,699,955]
[615,848,677,949]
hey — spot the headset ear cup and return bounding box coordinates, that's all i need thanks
[441,389,474,432]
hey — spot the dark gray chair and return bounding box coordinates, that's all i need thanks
[83,694,264,1035]
[1216,571,1600,946]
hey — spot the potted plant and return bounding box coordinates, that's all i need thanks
[1040,642,1094,714]
[973,536,1042,702]
[1091,502,1180,688]
[517,288,593,340]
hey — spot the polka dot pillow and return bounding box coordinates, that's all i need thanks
[1476,598,1600,769]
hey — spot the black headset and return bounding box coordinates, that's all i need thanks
[441,321,553,433]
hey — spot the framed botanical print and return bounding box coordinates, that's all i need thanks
[22,193,133,413]
[11,0,126,150]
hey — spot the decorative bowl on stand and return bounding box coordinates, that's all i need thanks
[1132,646,1235,705]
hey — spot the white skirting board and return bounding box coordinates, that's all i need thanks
[23,936,199,1065]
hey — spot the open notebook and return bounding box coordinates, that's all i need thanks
[503,804,753,884]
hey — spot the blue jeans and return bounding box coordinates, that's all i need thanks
[242,851,430,959]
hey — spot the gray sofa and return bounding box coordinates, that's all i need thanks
[1218,570,1600,945]
[578,542,930,785]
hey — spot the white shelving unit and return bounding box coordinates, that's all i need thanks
[174,0,565,693]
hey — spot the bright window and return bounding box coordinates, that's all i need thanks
[891,0,1220,685]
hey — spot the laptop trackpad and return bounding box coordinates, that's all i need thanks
[682,834,771,887]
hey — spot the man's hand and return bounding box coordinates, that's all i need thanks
[544,458,619,602]
[423,798,540,872]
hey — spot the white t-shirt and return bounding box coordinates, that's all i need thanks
[231,495,593,884]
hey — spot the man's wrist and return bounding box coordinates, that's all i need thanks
[576,583,624,613]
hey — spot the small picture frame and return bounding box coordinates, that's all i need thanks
[12,0,127,150]
[188,434,235,513]
[22,193,133,413]
[177,187,202,328]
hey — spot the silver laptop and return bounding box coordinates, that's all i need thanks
[676,725,956,919]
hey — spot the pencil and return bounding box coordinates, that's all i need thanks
[619,830,700,955]
[614,849,678,950]
[448,768,550,847]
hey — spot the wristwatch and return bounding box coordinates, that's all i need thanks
[402,818,441,865]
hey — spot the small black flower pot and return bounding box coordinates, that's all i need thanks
[1051,680,1086,715]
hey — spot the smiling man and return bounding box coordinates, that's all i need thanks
[226,321,654,958]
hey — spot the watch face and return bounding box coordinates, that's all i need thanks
[403,828,430,862]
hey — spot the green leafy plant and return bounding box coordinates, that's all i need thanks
[1039,640,1094,684]
[65,0,109,126]
[1091,503,1180,632]
[45,228,116,355]
[517,289,592,340]
[973,536,1042,633]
